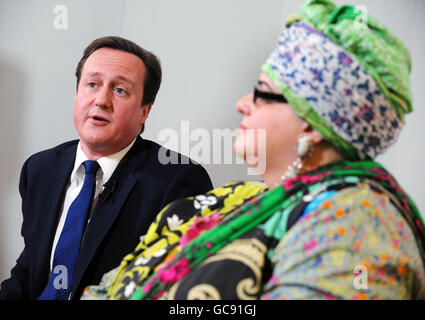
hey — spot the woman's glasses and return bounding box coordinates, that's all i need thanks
[253,87,288,105]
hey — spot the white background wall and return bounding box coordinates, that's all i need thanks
[1,0,424,284]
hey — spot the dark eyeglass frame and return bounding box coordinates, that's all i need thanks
[253,87,288,104]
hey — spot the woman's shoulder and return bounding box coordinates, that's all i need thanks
[265,182,425,299]
[302,182,403,222]
[294,183,418,253]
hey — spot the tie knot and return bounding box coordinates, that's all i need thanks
[83,160,100,175]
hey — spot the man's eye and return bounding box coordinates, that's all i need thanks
[88,82,97,88]
[115,88,127,95]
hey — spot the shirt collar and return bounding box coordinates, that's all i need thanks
[71,138,137,183]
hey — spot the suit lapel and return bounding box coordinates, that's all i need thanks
[34,143,77,295]
[72,137,149,296]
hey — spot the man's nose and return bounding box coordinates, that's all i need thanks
[94,86,112,109]
[235,93,253,116]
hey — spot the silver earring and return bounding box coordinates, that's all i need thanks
[282,136,313,181]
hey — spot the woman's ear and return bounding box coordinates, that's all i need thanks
[310,129,323,144]
[301,122,323,144]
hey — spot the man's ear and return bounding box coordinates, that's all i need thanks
[140,104,152,124]
[301,121,323,144]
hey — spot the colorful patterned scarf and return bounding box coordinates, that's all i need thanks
[108,161,424,300]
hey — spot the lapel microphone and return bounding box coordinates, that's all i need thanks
[99,180,118,202]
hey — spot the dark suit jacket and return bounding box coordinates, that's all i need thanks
[0,136,213,300]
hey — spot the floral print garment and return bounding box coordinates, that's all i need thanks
[81,161,425,300]
[262,184,425,299]
[81,181,268,300]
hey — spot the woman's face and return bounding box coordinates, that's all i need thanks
[233,72,307,175]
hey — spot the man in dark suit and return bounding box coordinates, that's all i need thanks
[0,36,213,300]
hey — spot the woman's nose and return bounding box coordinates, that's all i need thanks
[235,93,253,116]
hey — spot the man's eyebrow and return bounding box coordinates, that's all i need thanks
[116,75,135,87]
[85,71,102,78]
[257,80,273,91]
[85,72,135,88]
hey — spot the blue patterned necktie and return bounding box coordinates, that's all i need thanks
[38,160,100,300]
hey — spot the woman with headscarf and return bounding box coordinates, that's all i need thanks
[82,0,425,300]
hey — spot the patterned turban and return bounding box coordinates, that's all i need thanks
[262,0,413,160]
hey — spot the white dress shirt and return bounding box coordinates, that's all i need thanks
[49,139,136,270]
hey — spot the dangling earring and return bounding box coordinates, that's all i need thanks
[282,136,313,181]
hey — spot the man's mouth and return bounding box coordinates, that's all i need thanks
[91,115,109,122]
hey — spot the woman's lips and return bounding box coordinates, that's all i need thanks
[240,124,247,131]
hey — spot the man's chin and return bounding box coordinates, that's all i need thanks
[79,137,112,156]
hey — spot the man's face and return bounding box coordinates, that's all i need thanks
[74,47,151,158]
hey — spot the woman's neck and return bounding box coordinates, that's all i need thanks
[261,142,344,189]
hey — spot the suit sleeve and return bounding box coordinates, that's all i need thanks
[0,158,31,300]
[159,163,213,210]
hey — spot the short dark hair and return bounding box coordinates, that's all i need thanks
[75,36,162,133]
